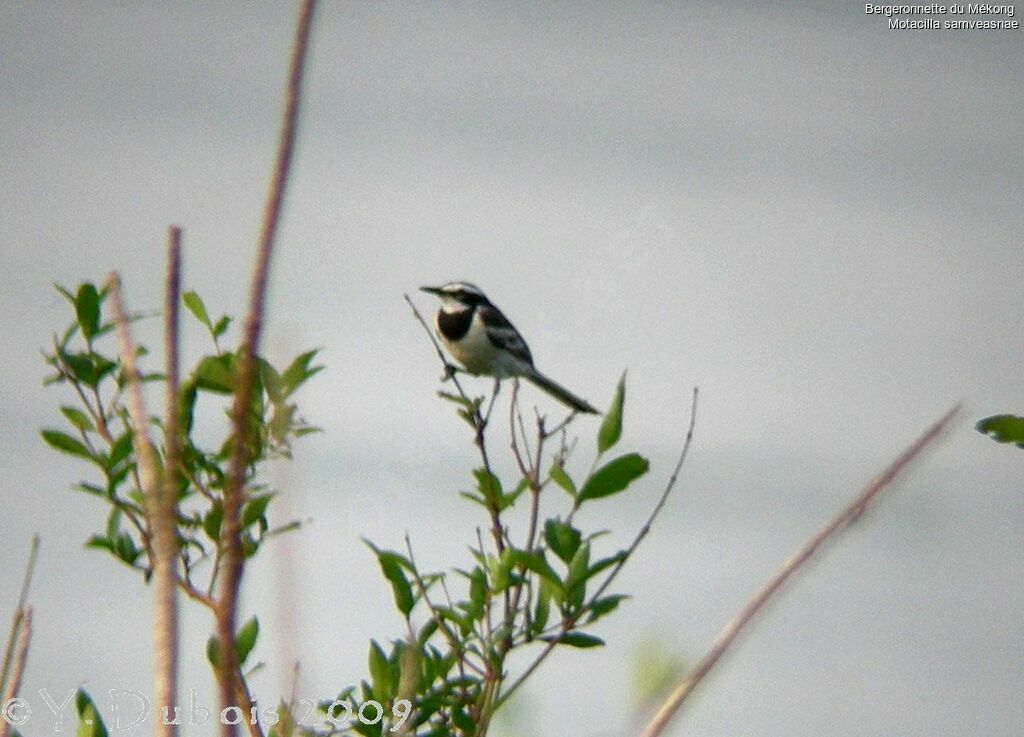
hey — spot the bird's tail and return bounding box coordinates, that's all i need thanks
[524,369,599,414]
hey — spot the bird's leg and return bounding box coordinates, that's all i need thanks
[440,362,461,383]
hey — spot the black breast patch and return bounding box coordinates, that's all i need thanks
[437,308,474,340]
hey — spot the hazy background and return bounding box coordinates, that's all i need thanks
[2,3,1022,736]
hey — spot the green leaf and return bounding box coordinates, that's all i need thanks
[260,359,284,404]
[491,548,515,592]
[451,706,476,735]
[468,567,487,619]
[108,430,134,469]
[55,282,76,305]
[203,503,223,542]
[436,606,472,636]
[61,406,94,432]
[540,632,605,648]
[206,634,220,669]
[437,391,475,410]
[105,507,122,540]
[93,355,118,385]
[577,453,649,505]
[193,354,235,394]
[976,414,1024,448]
[236,616,259,665]
[41,429,93,461]
[85,535,113,553]
[587,550,628,579]
[565,542,591,609]
[75,283,101,341]
[213,315,232,338]
[597,372,626,454]
[499,477,529,511]
[544,518,582,564]
[458,491,487,508]
[242,493,274,529]
[549,461,577,497]
[368,640,391,701]
[586,594,629,623]
[417,618,439,647]
[59,349,98,386]
[75,689,109,737]
[268,402,296,445]
[281,349,323,398]
[113,532,140,565]
[183,291,213,332]
[370,548,413,614]
[532,578,553,636]
[177,383,198,434]
[512,549,563,590]
[473,468,501,504]
[76,483,106,498]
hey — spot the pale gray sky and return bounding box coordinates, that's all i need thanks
[2,3,1022,736]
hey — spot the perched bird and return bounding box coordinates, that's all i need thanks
[420,281,598,414]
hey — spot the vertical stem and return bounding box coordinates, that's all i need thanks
[0,536,38,695]
[216,3,317,735]
[0,608,31,737]
[108,274,178,733]
[154,226,183,737]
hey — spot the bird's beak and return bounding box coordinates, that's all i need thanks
[419,286,443,296]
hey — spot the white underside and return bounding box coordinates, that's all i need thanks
[438,308,529,378]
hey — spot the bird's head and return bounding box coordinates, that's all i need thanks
[420,282,489,310]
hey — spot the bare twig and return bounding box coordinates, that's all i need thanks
[403,293,473,404]
[179,579,217,610]
[110,269,184,736]
[404,293,505,555]
[107,272,161,529]
[404,534,484,681]
[496,388,700,709]
[639,403,961,737]
[154,226,183,737]
[0,608,32,737]
[508,382,532,478]
[591,387,699,604]
[217,3,317,736]
[0,536,39,700]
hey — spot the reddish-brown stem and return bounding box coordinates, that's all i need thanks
[216,3,317,736]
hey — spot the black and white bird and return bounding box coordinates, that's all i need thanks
[420,282,599,415]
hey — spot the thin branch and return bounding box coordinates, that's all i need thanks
[508,382,531,479]
[107,272,162,513]
[0,608,32,737]
[639,403,961,737]
[109,271,183,731]
[178,579,217,610]
[590,387,699,604]
[404,293,505,554]
[153,226,183,737]
[404,534,484,680]
[496,387,700,709]
[403,293,474,404]
[217,3,316,736]
[0,536,39,697]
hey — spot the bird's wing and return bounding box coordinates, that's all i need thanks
[479,305,534,366]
